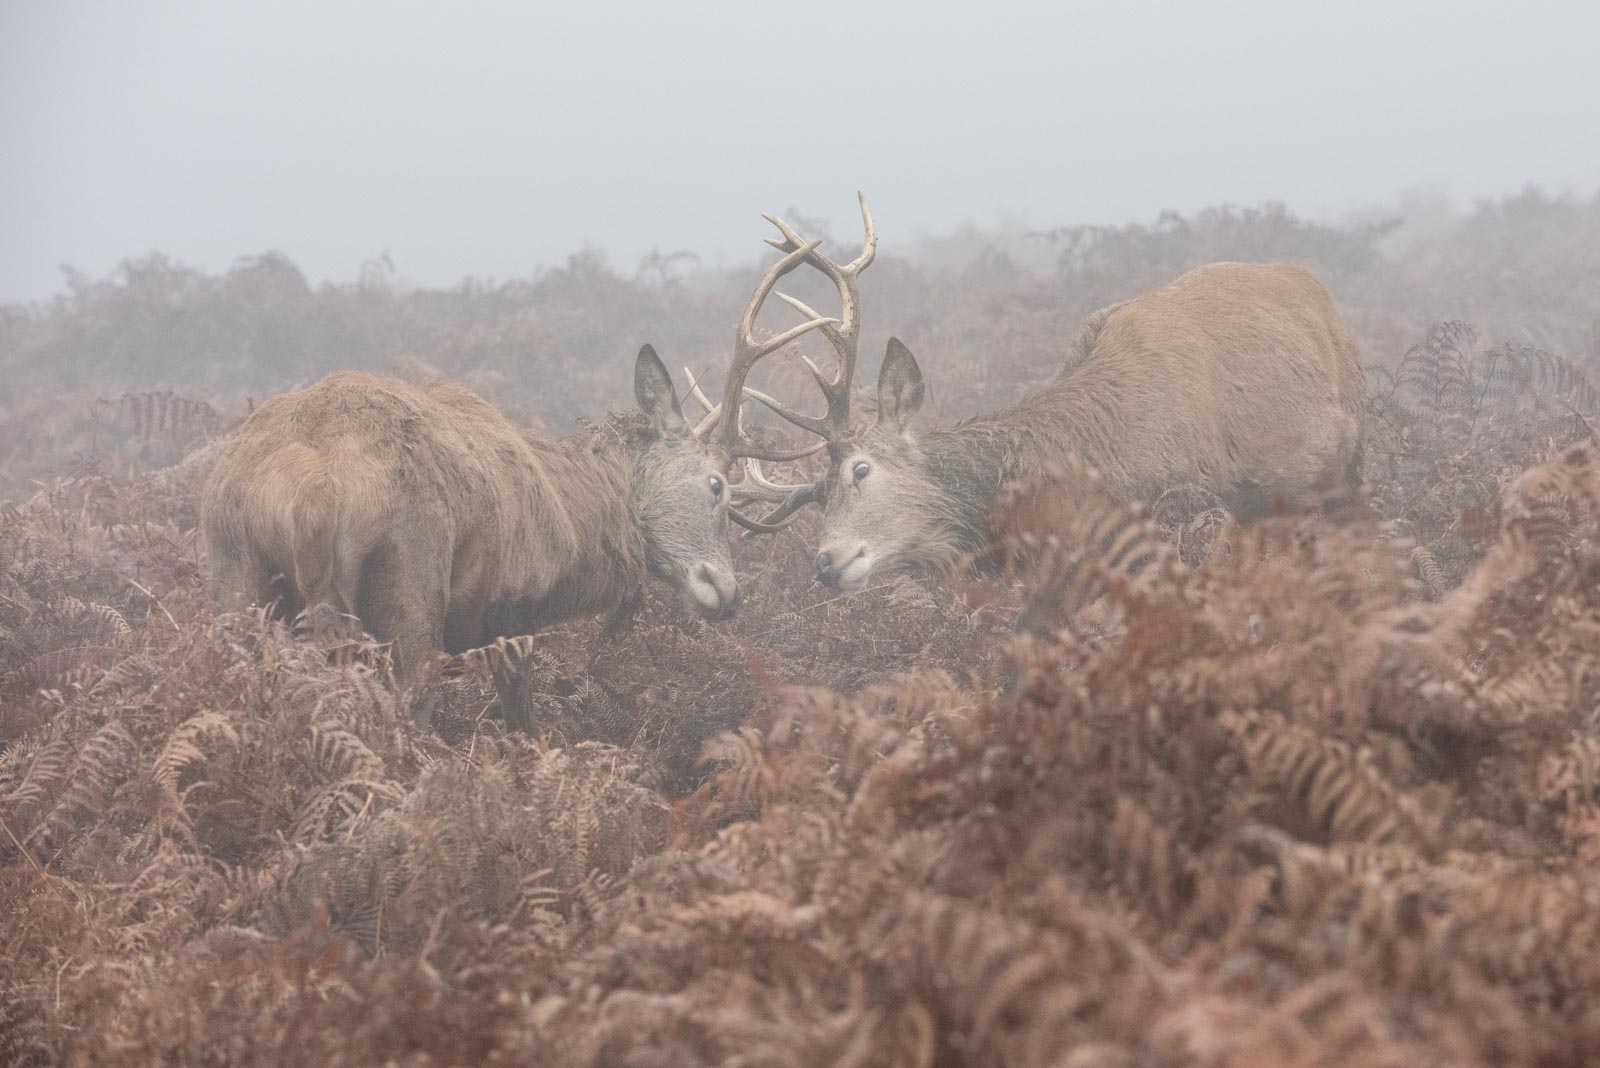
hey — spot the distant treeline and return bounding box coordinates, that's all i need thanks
[0,189,1595,462]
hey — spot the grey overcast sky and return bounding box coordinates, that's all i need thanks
[2,0,1597,303]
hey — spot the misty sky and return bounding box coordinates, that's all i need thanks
[2,0,1597,303]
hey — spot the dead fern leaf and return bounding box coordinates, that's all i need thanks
[153,710,243,840]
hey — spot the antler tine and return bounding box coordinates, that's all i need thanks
[773,290,825,321]
[769,295,841,395]
[762,192,877,276]
[732,450,824,503]
[682,368,715,416]
[739,384,825,437]
[729,483,824,534]
[845,190,878,273]
[682,367,723,441]
[691,364,821,456]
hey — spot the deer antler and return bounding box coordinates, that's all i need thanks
[691,239,837,454]
[691,193,878,532]
[748,191,877,443]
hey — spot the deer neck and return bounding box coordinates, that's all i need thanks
[919,418,1033,557]
[572,426,650,570]
[918,381,1119,558]
[536,425,649,615]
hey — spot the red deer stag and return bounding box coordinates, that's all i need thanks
[716,194,1367,591]
[203,307,834,719]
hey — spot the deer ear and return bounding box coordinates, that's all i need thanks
[634,344,689,436]
[876,337,925,433]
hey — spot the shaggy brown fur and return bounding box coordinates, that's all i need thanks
[814,262,1367,587]
[202,357,737,696]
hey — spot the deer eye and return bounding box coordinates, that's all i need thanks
[709,475,724,500]
[852,461,871,483]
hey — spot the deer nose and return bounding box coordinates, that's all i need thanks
[694,563,739,620]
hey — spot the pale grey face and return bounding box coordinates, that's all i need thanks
[813,340,942,590]
[814,428,949,590]
[633,346,739,619]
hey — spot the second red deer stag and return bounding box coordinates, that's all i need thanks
[718,194,1368,591]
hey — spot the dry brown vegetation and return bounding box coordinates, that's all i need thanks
[3,191,1600,1065]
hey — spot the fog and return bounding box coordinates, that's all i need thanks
[2,0,1596,303]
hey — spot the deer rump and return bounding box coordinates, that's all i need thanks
[200,372,640,680]
[1040,262,1367,513]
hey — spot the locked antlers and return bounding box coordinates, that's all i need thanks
[687,193,877,533]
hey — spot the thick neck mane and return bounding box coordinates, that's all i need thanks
[917,352,1125,558]
[561,415,654,598]
[495,415,650,626]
